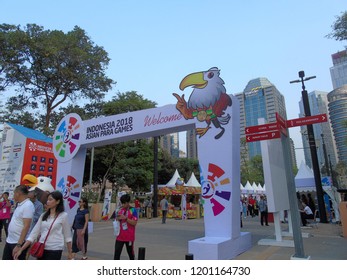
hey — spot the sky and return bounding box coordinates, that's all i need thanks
[1,0,346,166]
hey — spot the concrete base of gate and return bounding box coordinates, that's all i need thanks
[188,232,252,260]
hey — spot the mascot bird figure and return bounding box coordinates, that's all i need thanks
[173,67,232,139]
[22,174,55,205]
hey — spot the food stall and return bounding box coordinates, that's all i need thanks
[157,171,202,219]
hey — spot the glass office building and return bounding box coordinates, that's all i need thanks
[330,49,347,90]
[327,85,347,165]
[236,77,287,160]
[299,91,338,169]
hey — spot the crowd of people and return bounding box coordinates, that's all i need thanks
[240,194,269,226]
[2,183,335,260]
[0,186,90,260]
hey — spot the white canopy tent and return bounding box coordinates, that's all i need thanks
[166,169,185,187]
[186,172,201,187]
[295,161,340,222]
[242,181,254,194]
[295,161,315,191]
[251,182,258,193]
[257,183,265,194]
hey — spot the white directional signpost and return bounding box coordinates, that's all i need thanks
[245,112,327,259]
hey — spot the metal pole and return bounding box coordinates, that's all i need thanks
[153,136,158,218]
[89,147,95,189]
[138,247,146,260]
[328,154,334,186]
[301,90,327,223]
[321,134,330,176]
[290,71,327,223]
[282,131,306,258]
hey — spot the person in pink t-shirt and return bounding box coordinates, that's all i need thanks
[114,194,138,260]
[0,192,12,242]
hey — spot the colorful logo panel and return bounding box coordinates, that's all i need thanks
[201,163,231,216]
[53,113,83,162]
[56,175,80,210]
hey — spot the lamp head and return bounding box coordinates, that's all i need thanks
[298,71,305,78]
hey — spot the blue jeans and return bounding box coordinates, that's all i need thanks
[162,210,167,223]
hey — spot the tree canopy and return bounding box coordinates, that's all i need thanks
[327,11,347,41]
[0,24,114,133]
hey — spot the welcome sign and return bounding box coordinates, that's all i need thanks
[53,67,251,259]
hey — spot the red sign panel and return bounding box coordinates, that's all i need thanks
[275,112,288,136]
[286,114,327,128]
[22,139,57,186]
[276,112,286,128]
[246,130,281,142]
[245,123,279,135]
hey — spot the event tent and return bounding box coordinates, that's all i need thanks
[242,181,254,194]
[166,169,184,187]
[186,172,201,187]
[295,161,340,222]
[295,161,315,191]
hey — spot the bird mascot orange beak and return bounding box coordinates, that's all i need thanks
[22,174,38,187]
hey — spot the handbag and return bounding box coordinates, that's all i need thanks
[30,213,59,259]
[29,241,45,258]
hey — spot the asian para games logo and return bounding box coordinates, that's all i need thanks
[53,113,82,162]
[57,175,80,210]
[28,142,38,151]
[201,163,231,216]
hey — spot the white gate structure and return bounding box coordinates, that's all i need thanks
[52,68,251,259]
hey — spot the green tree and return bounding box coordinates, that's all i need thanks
[157,148,176,184]
[103,91,157,115]
[3,111,38,129]
[84,91,157,201]
[248,155,264,185]
[326,11,347,41]
[175,157,200,183]
[335,161,347,189]
[0,24,114,133]
[240,138,250,185]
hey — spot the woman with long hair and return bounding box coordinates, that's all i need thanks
[14,190,72,260]
[71,197,89,260]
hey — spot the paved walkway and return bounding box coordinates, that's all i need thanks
[1,215,346,260]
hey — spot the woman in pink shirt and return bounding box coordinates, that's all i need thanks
[0,192,12,242]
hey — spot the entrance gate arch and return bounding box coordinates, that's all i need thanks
[53,68,251,259]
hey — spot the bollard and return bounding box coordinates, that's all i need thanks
[138,247,146,260]
[185,254,194,260]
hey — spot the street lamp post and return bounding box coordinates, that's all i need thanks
[290,70,328,223]
[328,154,335,186]
[321,134,330,176]
[153,136,159,218]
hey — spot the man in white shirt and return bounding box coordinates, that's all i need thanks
[299,202,314,227]
[2,185,34,260]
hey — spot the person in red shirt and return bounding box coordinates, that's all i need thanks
[134,198,141,218]
[0,192,12,242]
[114,194,138,260]
[248,196,255,217]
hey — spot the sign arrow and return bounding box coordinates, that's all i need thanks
[286,113,327,128]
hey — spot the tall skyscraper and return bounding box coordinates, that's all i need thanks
[299,91,338,169]
[327,49,347,166]
[328,85,347,165]
[160,132,180,158]
[186,129,198,159]
[186,77,296,169]
[236,78,289,162]
[330,49,347,89]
